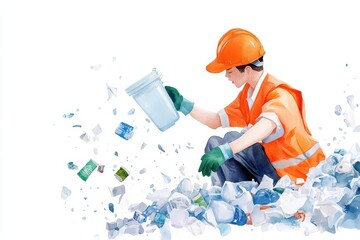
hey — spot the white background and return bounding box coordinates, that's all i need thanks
[1,0,360,239]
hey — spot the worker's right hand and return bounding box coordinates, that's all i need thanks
[165,86,194,115]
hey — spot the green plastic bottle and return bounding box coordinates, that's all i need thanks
[77,159,98,181]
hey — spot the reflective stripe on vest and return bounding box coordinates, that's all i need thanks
[271,143,320,169]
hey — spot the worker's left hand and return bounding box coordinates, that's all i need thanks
[198,143,234,177]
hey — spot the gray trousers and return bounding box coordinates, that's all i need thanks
[205,131,280,186]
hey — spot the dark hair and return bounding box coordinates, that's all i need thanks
[236,56,264,72]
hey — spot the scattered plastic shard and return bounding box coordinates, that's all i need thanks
[63,112,74,118]
[128,108,135,115]
[139,168,146,174]
[80,133,90,143]
[353,125,360,132]
[154,212,166,228]
[124,220,144,235]
[334,105,342,116]
[175,178,193,197]
[114,167,129,182]
[221,181,240,203]
[250,205,267,227]
[72,124,81,128]
[186,217,206,235]
[108,229,119,239]
[347,95,356,110]
[133,211,147,223]
[159,221,171,240]
[128,202,148,212]
[108,203,115,213]
[146,188,172,202]
[109,185,125,197]
[179,165,185,176]
[61,186,72,200]
[343,111,356,127]
[186,142,194,149]
[114,151,118,157]
[161,172,171,184]
[77,159,98,181]
[115,122,134,140]
[92,124,102,136]
[113,108,117,115]
[90,64,101,70]
[106,83,117,100]
[170,208,189,228]
[93,148,98,155]
[97,165,105,173]
[217,223,231,236]
[158,144,165,152]
[106,221,118,231]
[257,174,274,190]
[67,161,78,170]
[140,142,147,150]
[168,192,191,210]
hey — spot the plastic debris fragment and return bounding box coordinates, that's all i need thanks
[61,186,72,200]
[90,64,101,70]
[67,161,78,170]
[80,133,90,143]
[161,172,171,184]
[63,112,74,118]
[158,144,165,152]
[128,108,135,115]
[334,105,342,116]
[115,122,134,140]
[109,185,125,197]
[97,165,105,173]
[108,203,114,213]
[106,83,117,100]
[92,124,102,136]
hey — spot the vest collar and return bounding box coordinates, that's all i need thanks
[247,71,268,109]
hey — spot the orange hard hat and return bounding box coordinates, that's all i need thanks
[206,28,265,73]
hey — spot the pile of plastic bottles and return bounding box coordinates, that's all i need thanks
[105,146,360,238]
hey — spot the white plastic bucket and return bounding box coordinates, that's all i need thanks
[125,68,179,131]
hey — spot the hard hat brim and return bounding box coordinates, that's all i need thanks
[206,59,226,73]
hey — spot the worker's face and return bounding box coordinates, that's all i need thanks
[225,67,247,88]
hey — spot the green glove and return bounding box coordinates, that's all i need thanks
[198,143,234,177]
[165,86,194,115]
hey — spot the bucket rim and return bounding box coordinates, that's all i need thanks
[125,69,162,96]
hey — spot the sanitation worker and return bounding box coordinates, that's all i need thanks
[165,28,325,186]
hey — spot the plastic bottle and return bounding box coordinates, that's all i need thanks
[253,188,280,205]
[210,200,247,226]
[191,191,208,208]
[77,159,98,181]
[335,160,356,188]
[342,195,360,229]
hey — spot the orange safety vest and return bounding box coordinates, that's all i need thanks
[224,74,325,182]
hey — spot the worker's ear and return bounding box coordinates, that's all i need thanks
[244,65,252,73]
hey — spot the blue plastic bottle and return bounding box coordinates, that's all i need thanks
[253,188,280,205]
